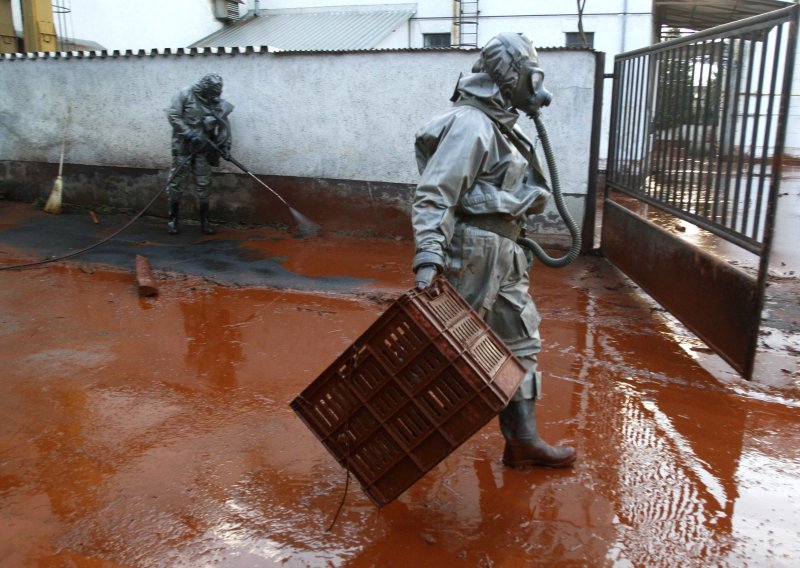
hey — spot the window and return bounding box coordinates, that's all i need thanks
[565,31,594,48]
[424,33,451,48]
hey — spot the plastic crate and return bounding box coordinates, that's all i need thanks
[290,277,525,508]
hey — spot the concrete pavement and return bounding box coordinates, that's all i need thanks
[1,200,798,566]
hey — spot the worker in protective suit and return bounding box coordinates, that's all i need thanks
[166,73,233,235]
[412,33,576,468]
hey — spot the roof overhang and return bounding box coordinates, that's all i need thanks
[654,0,794,32]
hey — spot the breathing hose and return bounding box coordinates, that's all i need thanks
[518,113,582,268]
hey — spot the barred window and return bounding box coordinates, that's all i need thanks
[424,33,451,48]
[565,31,594,48]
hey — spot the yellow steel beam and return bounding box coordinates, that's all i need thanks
[0,0,18,53]
[21,0,57,52]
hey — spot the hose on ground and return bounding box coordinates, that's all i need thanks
[0,154,193,271]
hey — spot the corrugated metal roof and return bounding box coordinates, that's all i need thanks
[192,4,417,51]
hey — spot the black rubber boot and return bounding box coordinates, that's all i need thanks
[499,399,576,468]
[199,202,215,235]
[167,201,179,235]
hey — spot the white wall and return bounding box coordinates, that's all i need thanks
[15,0,226,51]
[8,0,654,53]
[0,47,599,231]
[239,0,655,56]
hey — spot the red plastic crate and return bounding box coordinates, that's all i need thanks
[290,277,525,508]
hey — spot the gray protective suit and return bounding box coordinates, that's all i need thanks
[166,74,234,204]
[412,72,550,402]
[412,32,576,469]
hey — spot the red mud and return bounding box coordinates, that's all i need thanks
[241,235,411,291]
[1,236,799,566]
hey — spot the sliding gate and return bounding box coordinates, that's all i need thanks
[602,5,798,378]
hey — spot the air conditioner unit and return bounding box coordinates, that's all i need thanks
[214,0,241,21]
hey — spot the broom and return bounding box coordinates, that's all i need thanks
[44,107,70,215]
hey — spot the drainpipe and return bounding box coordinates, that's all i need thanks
[452,0,458,46]
[621,0,628,53]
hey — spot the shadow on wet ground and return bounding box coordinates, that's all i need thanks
[1,200,798,566]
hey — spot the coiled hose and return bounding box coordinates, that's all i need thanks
[517,113,581,268]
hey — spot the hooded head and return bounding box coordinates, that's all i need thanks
[473,33,552,117]
[194,73,223,105]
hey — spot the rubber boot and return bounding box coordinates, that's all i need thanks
[167,201,179,235]
[199,202,215,235]
[499,399,576,468]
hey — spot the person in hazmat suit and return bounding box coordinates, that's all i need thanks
[165,73,233,235]
[411,33,576,468]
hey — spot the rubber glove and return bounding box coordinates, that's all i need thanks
[414,264,438,290]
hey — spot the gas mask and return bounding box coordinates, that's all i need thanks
[511,62,553,117]
[203,85,222,104]
[195,73,223,105]
[478,33,553,117]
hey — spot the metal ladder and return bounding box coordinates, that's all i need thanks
[455,0,479,47]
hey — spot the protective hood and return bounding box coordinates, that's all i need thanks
[472,33,552,117]
[450,72,520,131]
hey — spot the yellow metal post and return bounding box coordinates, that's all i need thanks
[0,0,17,53]
[21,0,57,52]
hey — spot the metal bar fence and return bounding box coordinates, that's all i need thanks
[607,5,798,256]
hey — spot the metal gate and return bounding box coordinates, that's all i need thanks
[602,5,798,379]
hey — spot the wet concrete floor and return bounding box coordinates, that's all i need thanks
[1,201,799,567]
[603,166,800,385]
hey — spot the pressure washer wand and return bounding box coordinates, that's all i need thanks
[206,140,289,207]
[204,139,320,236]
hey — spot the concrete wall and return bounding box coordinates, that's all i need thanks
[10,0,651,170]
[244,0,654,169]
[0,47,600,240]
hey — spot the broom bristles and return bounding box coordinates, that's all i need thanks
[44,176,63,214]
